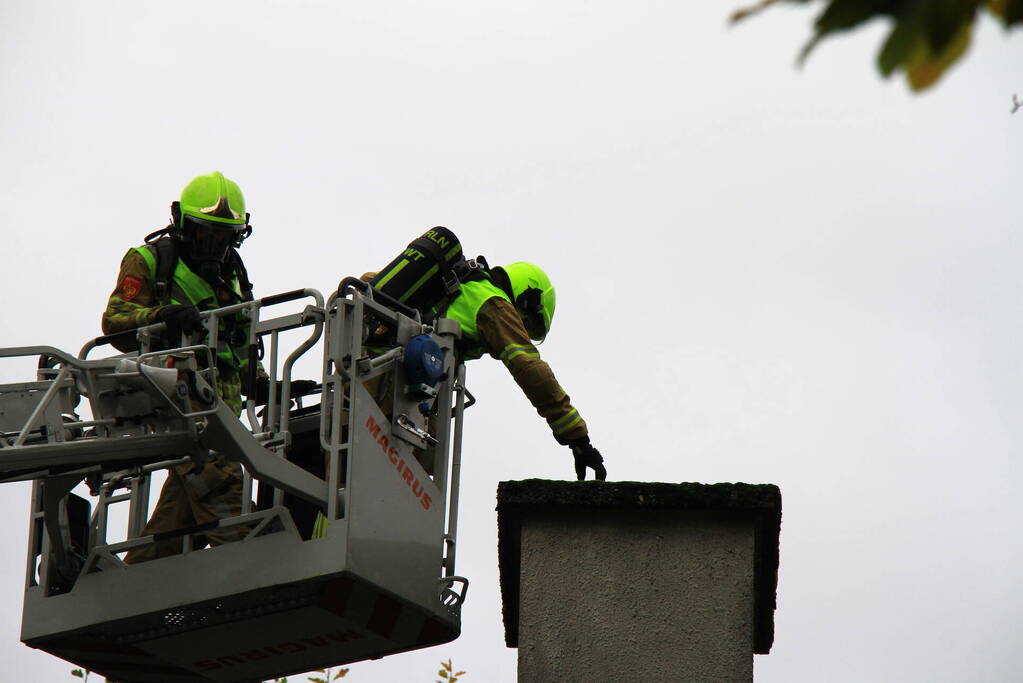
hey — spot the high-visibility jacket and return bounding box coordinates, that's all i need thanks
[443,279,510,360]
[102,243,255,411]
[131,243,251,372]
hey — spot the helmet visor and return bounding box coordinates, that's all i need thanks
[182,214,246,263]
[516,288,549,342]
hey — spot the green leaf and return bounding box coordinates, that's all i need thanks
[308,678,328,683]
[439,671,449,679]
[905,12,974,90]
[921,0,977,55]
[799,0,901,65]
[814,0,893,33]
[877,8,923,76]
[71,671,84,679]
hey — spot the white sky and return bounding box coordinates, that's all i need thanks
[1,1,1020,681]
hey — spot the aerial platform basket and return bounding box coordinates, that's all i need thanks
[0,283,470,683]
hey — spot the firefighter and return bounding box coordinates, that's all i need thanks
[366,230,606,481]
[102,170,267,563]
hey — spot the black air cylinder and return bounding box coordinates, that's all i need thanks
[370,226,463,313]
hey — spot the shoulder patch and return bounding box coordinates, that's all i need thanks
[121,275,143,301]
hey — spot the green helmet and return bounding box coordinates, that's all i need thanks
[172,171,251,270]
[179,171,247,225]
[501,261,556,342]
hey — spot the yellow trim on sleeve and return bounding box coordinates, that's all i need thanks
[499,342,540,364]
[549,408,582,434]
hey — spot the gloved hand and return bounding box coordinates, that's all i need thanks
[246,376,272,405]
[289,379,319,397]
[156,304,203,338]
[568,436,607,481]
[245,377,319,405]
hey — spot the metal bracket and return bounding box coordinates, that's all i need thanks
[454,383,476,410]
[437,575,469,616]
[396,413,437,445]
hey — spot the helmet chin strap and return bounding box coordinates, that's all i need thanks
[170,201,183,236]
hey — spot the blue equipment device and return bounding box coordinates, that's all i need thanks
[404,334,446,400]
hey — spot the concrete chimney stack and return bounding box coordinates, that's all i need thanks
[497,480,781,683]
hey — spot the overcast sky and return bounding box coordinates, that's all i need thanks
[1,2,1020,681]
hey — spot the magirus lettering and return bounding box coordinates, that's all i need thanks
[193,629,363,670]
[366,415,432,510]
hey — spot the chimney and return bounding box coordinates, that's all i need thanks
[497,480,781,683]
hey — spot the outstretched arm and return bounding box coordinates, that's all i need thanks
[476,297,606,480]
[476,297,587,442]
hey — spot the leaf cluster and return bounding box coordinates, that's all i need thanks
[437,658,466,683]
[732,0,1023,90]
[70,658,462,682]
[307,666,349,683]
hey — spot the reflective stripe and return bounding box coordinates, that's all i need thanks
[173,259,217,306]
[552,415,582,435]
[374,259,409,290]
[135,244,158,276]
[500,343,540,364]
[500,343,535,357]
[312,512,329,539]
[549,408,581,434]
[502,348,539,363]
[404,264,440,302]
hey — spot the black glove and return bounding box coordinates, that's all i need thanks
[246,376,272,405]
[289,380,319,397]
[156,304,203,338]
[245,377,319,405]
[568,436,607,481]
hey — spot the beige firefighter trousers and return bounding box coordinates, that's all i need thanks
[123,455,246,564]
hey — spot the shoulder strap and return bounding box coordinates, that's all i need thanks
[430,255,500,322]
[452,255,489,285]
[151,236,179,306]
[226,248,254,301]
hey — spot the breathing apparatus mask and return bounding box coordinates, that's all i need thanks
[171,202,252,281]
[515,287,548,342]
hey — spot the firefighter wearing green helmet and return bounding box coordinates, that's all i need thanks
[101,171,270,563]
[366,228,606,480]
